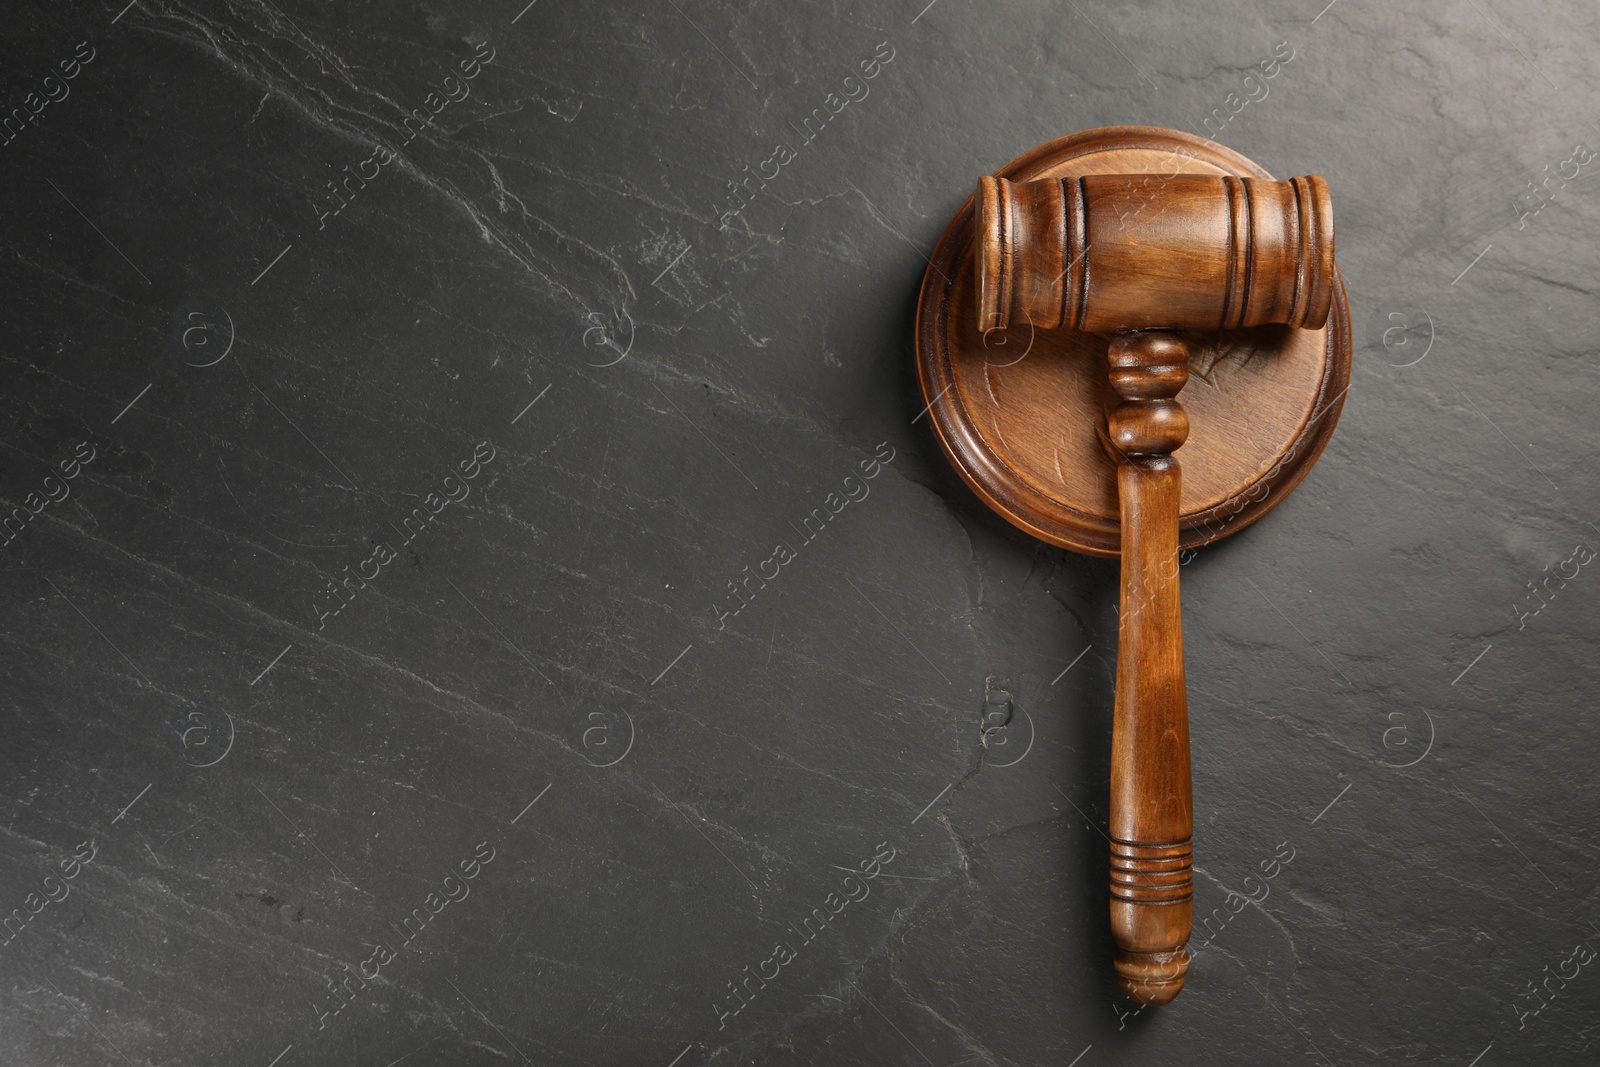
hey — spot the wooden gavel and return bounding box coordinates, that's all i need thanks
[974,172,1335,1004]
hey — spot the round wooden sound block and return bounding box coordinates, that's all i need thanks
[914,126,1352,557]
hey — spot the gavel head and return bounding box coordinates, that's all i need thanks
[975,173,1335,334]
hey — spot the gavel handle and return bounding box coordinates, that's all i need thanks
[1106,332,1194,1005]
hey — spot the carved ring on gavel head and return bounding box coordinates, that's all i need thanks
[976,173,1336,333]
[913,127,1352,1007]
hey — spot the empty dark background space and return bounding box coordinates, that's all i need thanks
[0,1,1595,1064]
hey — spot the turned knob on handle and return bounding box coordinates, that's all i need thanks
[1105,331,1194,1006]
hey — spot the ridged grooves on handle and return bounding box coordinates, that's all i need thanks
[1106,332,1194,1006]
[1109,839,1194,904]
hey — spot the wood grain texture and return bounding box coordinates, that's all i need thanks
[914,126,1352,559]
[1106,332,1194,1005]
[976,174,1335,332]
[915,126,1348,1008]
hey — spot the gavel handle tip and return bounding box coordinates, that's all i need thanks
[1115,948,1189,1006]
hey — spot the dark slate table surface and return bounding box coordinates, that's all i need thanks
[3,1,1597,1064]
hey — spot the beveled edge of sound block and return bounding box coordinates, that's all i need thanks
[913,125,1352,558]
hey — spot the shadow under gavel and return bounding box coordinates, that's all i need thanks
[974,172,1335,1005]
